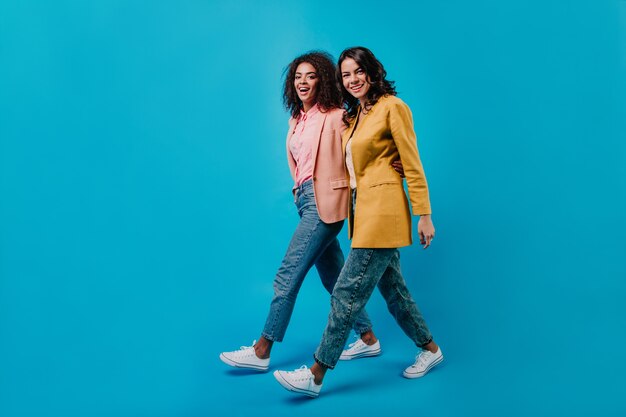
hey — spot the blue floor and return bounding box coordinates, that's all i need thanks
[1,216,625,417]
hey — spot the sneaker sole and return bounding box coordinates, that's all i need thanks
[402,355,443,379]
[273,371,320,398]
[339,348,382,360]
[219,353,269,371]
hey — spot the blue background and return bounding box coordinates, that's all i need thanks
[1,1,625,416]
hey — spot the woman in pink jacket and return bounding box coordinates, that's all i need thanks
[220,51,400,371]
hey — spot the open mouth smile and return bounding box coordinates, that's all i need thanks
[350,84,364,93]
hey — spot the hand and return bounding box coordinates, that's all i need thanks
[391,160,405,178]
[418,215,435,249]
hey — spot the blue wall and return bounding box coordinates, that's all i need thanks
[1,1,625,416]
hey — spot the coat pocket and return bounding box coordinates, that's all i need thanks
[368,179,401,188]
[330,178,349,189]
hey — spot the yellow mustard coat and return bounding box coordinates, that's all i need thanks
[343,95,431,248]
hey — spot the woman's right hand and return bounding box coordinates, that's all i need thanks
[417,215,435,249]
[391,160,405,178]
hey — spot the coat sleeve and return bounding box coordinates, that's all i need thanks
[388,99,432,215]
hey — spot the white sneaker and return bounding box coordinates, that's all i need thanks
[219,340,269,371]
[273,365,322,398]
[339,337,382,360]
[403,347,444,378]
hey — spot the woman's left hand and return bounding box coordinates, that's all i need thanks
[418,215,435,249]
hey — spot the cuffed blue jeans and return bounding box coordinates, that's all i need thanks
[262,180,373,342]
[313,248,433,369]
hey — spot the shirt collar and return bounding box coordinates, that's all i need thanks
[299,103,320,121]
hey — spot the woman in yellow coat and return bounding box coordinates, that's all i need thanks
[273,47,443,397]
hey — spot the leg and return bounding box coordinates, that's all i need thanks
[221,184,342,371]
[260,188,343,345]
[377,249,433,347]
[313,248,396,370]
[376,251,443,378]
[314,238,374,336]
[313,237,344,294]
[272,248,400,394]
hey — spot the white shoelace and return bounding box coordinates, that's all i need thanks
[241,340,256,350]
[232,340,256,356]
[346,335,362,349]
[287,365,313,381]
[414,350,432,367]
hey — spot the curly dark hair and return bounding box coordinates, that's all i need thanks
[336,46,397,125]
[283,51,343,118]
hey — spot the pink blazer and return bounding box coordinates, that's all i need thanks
[286,107,350,224]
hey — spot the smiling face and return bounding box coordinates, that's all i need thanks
[340,57,370,105]
[294,62,318,112]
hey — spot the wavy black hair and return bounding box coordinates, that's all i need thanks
[337,46,397,125]
[283,51,343,118]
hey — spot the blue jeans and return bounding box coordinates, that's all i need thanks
[314,248,433,369]
[262,180,373,342]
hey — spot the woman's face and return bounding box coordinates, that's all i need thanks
[340,57,370,102]
[294,62,318,109]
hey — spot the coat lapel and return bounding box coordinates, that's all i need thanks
[342,106,361,155]
[311,113,326,169]
[285,117,298,181]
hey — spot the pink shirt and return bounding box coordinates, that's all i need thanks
[288,104,323,186]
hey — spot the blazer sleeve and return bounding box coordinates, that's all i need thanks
[389,99,432,215]
[330,109,348,136]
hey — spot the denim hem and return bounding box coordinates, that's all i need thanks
[418,337,433,348]
[313,353,334,370]
[353,326,373,336]
[260,332,281,343]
